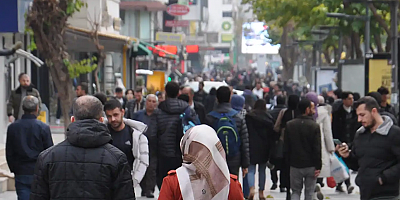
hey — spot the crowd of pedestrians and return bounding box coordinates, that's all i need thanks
[4,72,400,200]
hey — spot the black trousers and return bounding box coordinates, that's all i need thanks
[140,152,157,194]
[271,168,286,187]
[56,98,62,119]
[156,156,182,189]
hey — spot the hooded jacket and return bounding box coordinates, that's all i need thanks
[104,118,150,187]
[151,98,191,158]
[206,103,250,174]
[30,119,135,200]
[344,116,400,200]
[246,110,275,164]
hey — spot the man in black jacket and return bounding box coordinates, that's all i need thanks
[182,87,207,124]
[206,86,250,176]
[194,81,208,105]
[332,91,358,193]
[339,96,400,200]
[125,88,146,119]
[284,99,321,200]
[6,96,53,200]
[367,92,398,125]
[30,96,135,200]
[151,82,196,188]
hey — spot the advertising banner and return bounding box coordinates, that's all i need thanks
[241,22,280,54]
[365,53,392,102]
[316,69,338,95]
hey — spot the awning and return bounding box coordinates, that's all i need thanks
[65,26,138,52]
[131,43,152,57]
[120,1,167,12]
[140,41,178,60]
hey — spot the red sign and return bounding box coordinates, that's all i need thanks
[165,20,189,27]
[186,45,199,53]
[167,4,190,16]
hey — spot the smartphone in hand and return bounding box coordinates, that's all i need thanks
[333,139,342,146]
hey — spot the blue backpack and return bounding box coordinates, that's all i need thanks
[209,110,240,157]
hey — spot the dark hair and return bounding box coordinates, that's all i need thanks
[165,82,180,98]
[93,93,107,105]
[327,97,335,104]
[180,85,185,91]
[125,89,134,96]
[341,91,353,100]
[298,99,312,114]
[135,87,142,93]
[276,95,286,105]
[253,99,267,111]
[377,86,390,95]
[245,85,252,90]
[354,96,380,111]
[209,87,217,95]
[199,81,205,87]
[156,91,164,97]
[73,96,104,120]
[353,92,361,101]
[366,92,382,105]
[78,82,89,94]
[217,86,231,103]
[178,94,190,103]
[18,73,28,80]
[334,89,343,99]
[104,99,123,112]
[115,87,123,93]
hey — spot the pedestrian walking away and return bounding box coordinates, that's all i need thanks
[6,96,53,200]
[30,96,135,200]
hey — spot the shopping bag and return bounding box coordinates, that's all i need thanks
[330,153,349,183]
[327,177,336,188]
[337,155,350,174]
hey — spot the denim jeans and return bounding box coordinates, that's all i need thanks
[243,163,268,197]
[15,175,34,200]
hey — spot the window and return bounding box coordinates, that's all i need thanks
[223,0,232,4]
[222,12,232,18]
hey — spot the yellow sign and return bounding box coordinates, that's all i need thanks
[368,59,392,102]
[156,32,183,43]
[37,111,47,124]
[221,34,233,43]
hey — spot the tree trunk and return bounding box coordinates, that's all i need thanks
[354,32,363,59]
[48,61,74,132]
[279,21,298,81]
[323,48,331,64]
[94,67,101,93]
[374,32,384,53]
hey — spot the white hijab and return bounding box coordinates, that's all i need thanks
[176,125,230,200]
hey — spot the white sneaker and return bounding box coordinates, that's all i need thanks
[56,119,60,125]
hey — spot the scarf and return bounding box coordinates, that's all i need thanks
[305,92,319,120]
[176,125,230,200]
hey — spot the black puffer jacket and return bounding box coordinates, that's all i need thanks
[151,98,190,158]
[246,110,275,165]
[206,103,250,175]
[30,119,135,200]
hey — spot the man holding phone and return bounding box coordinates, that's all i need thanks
[338,96,400,200]
[284,99,322,200]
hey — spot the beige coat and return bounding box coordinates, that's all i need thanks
[316,105,335,177]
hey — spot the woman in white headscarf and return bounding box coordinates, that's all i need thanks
[158,125,244,200]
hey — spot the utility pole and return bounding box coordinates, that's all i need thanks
[365,1,370,54]
[390,0,399,124]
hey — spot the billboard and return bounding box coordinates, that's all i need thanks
[241,22,280,54]
[316,69,338,95]
[365,53,392,102]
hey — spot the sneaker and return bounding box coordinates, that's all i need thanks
[336,186,345,193]
[146,192,155,198]
[270,184,277,190]
[280,187,287,193]
[315,184,324,200]
[56,119,60,125]
[347,186,355,194]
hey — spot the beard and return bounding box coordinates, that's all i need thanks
[365,118,377,129]
[111,120,123,129]
[21,85,30,89]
